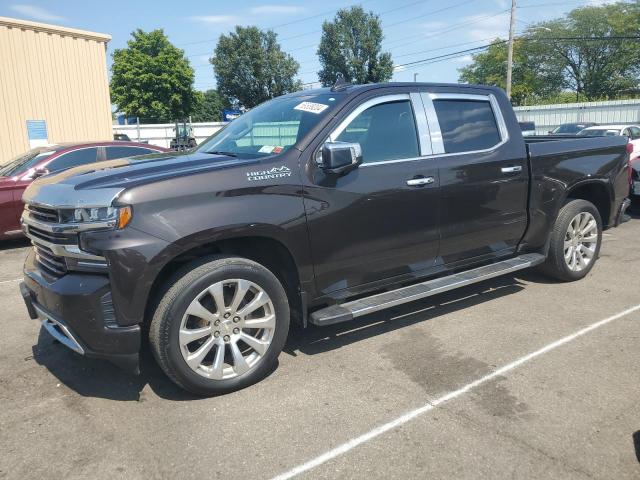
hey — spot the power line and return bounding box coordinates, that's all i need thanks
[191,13,510,77]
[392,37,500,60]
[190,0,610,85]
[179,0,422,47]
[278,0,439,42]
[384,9,510,51]
[186,0,481,62]
[275,9,512,69]
[277,0,482,52]
[178,0,380,47]
[383,0,478,29]
[393,35,640,71]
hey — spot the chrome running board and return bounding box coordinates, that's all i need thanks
[309,253,545,326]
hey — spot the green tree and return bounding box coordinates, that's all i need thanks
[211,26,301,109]
[191,89,228,122]
[526,2,640,100]
[459,2,640,103]
[317,6,393,86]
[110,29,199,123]
[459,39,563,106]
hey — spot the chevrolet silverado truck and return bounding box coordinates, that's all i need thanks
[19,83,631,395]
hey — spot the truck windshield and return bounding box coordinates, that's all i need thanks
[197,94,339,158]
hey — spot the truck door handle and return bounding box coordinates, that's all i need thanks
[406,177,435,187]
[501,166,522,174]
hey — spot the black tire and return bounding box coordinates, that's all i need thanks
[149,255,290,396]
[539,199,602,282]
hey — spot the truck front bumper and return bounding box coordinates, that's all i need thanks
[21,250,141,373]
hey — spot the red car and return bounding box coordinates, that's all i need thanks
[0,141,167,239]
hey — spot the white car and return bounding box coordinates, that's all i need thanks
[578,124,640,160]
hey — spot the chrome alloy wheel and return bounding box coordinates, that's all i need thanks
[179,279,276,379]
[564,212,598,272]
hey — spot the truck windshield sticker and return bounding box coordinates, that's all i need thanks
[294,101,329,114]
[258,145,276,153]
[246,166,292,182]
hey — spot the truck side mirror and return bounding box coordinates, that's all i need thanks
[321,142,363,175]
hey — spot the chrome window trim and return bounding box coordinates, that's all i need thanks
[421,93,445,154]
[327,94,412,142]
[321,93,429,166]
[360,155,430,168]
[422,92,509,157]
[410,92,433,156]
[317,91,510,169]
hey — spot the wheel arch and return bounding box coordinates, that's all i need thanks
[563,180,612,228]
[145,234,305,327]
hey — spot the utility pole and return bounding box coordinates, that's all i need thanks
[506,0,517,100]
[414,73,418,82]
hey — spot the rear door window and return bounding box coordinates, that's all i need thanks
[433,99,502,154]
[46,148,99,171]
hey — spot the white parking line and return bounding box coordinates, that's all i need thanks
[270,303,640,480]
[0,278,21,286]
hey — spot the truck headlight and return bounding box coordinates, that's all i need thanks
[58,206,133,229]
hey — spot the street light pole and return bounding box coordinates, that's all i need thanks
[506,0,517,100]
[414,73,418,82]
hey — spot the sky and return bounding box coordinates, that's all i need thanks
[0,0,619,91]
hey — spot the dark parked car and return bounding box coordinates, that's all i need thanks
[113,133,131,141]
[518,121,536,136]
[549,122,598,135]
[0,141,167,239]
[19,83,631,395]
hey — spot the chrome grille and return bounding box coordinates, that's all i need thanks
[27,205,59,223]
[34,244,67,277]
[26,225,75,245]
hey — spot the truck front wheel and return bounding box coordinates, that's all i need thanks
[540,199,603,282]
[149,256,290,395]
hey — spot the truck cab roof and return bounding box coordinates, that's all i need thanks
[285,82,504,99]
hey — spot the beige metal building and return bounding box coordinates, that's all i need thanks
[0,17,112,165]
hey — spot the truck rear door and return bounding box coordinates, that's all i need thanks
[421,91,529,265]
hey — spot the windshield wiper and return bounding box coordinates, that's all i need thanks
[204,150,238,157]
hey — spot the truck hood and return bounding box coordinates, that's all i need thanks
[22,151,260,208]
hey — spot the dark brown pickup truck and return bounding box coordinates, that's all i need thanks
[19,82,631,395]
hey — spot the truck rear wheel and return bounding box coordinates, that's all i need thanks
[149,256,290,396]
[540,199,602,282]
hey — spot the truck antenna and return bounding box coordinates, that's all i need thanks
[331,73,351,92]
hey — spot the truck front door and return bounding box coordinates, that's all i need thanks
[303,92,441,297]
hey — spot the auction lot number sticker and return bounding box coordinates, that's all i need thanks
[294,102,329,114]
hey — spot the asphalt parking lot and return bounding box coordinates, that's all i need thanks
[1,210,639,480]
